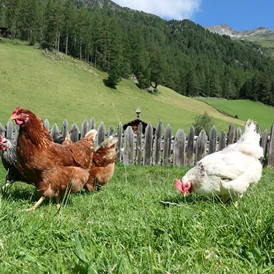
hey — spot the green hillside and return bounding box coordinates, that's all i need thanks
[197,97,274,132]
[5,39,274,135]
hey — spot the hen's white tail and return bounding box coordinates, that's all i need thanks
[224,120,263,159]
[238,120,260,144]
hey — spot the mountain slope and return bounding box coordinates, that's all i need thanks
[206,24,274,50]
[0,40,242,134]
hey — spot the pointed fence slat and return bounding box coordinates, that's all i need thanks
[6,120,13,140]
[227,123,234,145]
[50,123,60,142]
[123,126,134,165]
[44,119,50,132]
[268,125,274,167]
[154,120,162,165]
[218,130,226,151]
[90,117,96,129]
[61,119,69,139]
[136,123,143,165]
[0,122,5,137]
[260,129,268,167]
[3,118,274,167]
[116,122,123,162]
[196,130,207,162]
[173,129,186,166]
[97,122,106,146]
[81,119,89,138]
[14,124,20,141]
[186,125,195,166]
[163,124,172,166]
[208,125,217,154]
[144,123,153,165]
[236,127,242,141]
[108,125,115,137]
[70,123,80,142]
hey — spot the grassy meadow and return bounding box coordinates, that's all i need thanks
[0,38,244,135]
[1,38,274,273]
[197,98,274,132]
[0,163,273,273]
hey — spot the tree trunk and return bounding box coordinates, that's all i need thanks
[65,35,68,55]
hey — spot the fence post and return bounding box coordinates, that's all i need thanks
[90,117,96,129]
[268,125,274,167]
[6,120,13,140]
[260,129,268,167]
[163,124,172,166]
[44,119,50,132]
[144,123,153,165]
[108,125,115,137]
[136,123,143,165]
[62,119,69,139]
[227,123,234,145]
[236,127,242,141]
[123,126,134,165]
[50,123,60,142]
[97,122,106,146]
[0,122,5,137]
[81,119,89,138]
[196,130,207,162]
[218,130,226,151]
[116,122,123,163]
[70,123,80,142]
[154,120,162,165]
[186,125,195,166]
[173,129,185,166]
[208,125,217,154]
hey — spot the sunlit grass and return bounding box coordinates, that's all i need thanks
[197,97,274,132]
[0,163,273,273]
[0,39,243,135]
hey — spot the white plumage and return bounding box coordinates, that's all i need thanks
[175,120,263,203]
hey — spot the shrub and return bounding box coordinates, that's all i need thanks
[193,111,213,136]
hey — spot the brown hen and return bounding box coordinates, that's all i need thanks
[63,133,118,191]
[9,106,97,211]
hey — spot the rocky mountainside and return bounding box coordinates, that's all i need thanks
[206,24,273,37]
[206,24,274,45]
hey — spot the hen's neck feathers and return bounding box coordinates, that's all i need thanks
[19,111,52,146]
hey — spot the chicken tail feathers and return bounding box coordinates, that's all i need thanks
[95,135,118,151]
[239,120,260,144]
[83,129,97,142]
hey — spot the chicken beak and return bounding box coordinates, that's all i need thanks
[8,114,16,121]
[183,192,187,197]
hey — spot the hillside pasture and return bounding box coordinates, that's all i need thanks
[0,163,273,273]
[196,97,274,132]
[0,39,242,135]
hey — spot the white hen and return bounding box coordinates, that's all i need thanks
[175,120,263,203]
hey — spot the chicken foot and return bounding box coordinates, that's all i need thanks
[24,196,47,211]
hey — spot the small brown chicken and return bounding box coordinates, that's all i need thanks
[63,133,118,191]
[9,106,97,211]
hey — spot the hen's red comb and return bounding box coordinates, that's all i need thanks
[12,106,22,114]
[0,135,3,142]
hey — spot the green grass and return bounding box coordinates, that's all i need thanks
[0,38,244,135]
[197,98,274,132]
[0,163,273,273]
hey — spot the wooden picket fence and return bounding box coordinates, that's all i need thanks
[1,118,273,167]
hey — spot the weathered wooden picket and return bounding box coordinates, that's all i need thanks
[0,118,272,167]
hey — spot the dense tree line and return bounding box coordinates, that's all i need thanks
[1,0,274,103]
